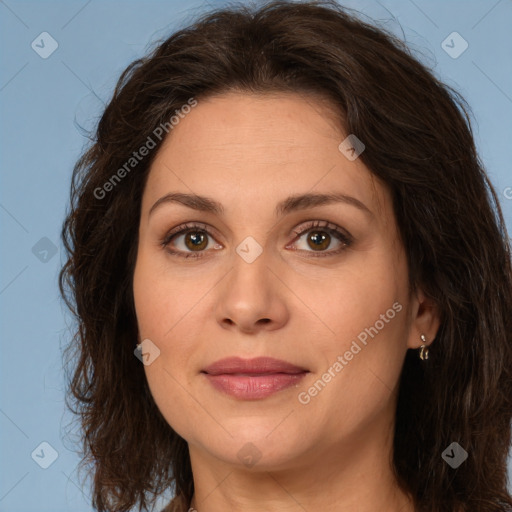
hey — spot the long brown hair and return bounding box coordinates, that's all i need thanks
[59,1,512,511]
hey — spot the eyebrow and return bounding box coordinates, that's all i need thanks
[148,191,373,218]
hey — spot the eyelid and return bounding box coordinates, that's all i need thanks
[289,220,352,244]
[285,220,353,258]
[161,221,214,245]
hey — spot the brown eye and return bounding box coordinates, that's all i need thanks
[183,231,208,251]
[306,230,331,251]
[161,223,222,259]
[289,220,353,257]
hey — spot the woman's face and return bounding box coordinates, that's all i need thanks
[133,91,438,471]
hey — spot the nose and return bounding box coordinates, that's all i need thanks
[214,249,290,335]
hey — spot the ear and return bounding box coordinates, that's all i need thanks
[406,288,441,349]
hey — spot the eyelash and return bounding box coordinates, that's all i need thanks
[160,220,353,259]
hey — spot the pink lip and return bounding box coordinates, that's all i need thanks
[202,357,309,400]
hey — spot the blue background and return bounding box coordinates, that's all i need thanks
[1,0,511,510]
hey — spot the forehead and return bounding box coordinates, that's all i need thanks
[143,91,389,222]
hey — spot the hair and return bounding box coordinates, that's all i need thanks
[58,1,512,511]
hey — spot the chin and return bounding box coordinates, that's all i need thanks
[193,425,309,471]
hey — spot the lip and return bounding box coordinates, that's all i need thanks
[201,357,309,400]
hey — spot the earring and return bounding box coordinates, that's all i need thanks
[419,334,429,360]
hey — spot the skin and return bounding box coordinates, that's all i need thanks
[132,91,440,512]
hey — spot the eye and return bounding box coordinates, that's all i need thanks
[287,220,352,257]
[160,222,222,259]
[161,220,353,259]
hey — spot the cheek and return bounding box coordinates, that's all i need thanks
[293,258,405,354]
[133,275,200,438]
[133,250,214,435]
[133,270,196,370]
[299,306,407,444]
[293,258,408,419]
[133,247,200,341]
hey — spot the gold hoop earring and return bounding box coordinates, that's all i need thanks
[419,334,429,360]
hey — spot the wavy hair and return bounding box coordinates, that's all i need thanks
[59,1,512,511]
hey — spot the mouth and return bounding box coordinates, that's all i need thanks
[201,357,309,400]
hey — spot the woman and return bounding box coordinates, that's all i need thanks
[59,1,512,511]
